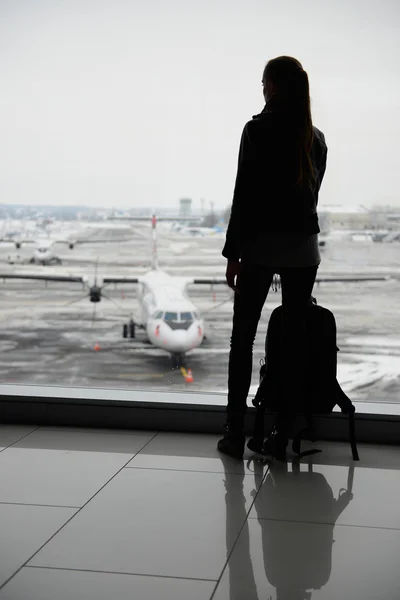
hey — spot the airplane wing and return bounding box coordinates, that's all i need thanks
[315,275,391,283]
[0,273,86,283]
[54,238,134,247]
[191,278,227,285]
[108,215,203,223]
[102,277,140,285]
[52,239,77,246]
[189,275,391,287]
[186,274,391,317]
[2,271,386,287]
[0,274,142,285]
[13,238,37,245]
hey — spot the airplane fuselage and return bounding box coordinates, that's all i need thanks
[33,244,58,264]
[137,270,205,355]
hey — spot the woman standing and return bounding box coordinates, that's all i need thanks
[218,56,328,460]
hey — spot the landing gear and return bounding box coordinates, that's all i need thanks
[171,353,187,370]
[129,319,135,338]
[123,319,136,339]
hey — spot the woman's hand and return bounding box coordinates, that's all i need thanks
[226,259,242,293]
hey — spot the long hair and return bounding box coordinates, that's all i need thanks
[263,56,314,188]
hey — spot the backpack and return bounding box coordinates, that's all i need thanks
[248,298,359,460]
[251,460,355,598]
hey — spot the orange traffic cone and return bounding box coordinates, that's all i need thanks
[121,290,126,300]
[185,368,194,383]
[94,342,101,351]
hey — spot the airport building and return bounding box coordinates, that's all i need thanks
[319,204,372,230]
[369,206,400,230]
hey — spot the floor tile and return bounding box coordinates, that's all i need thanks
[127,432,266,473]
[29,466,264,581]
[293,439,400,470]
[212,518,400,600]
[38,426,149,436]
[249,460,400,529]
[13,428,156,454]
[0,504,76,588]
[0,426,37,451]
[0,568,214,600]
[0,429,156,506]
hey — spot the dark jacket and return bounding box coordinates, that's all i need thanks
[222,107,328,261]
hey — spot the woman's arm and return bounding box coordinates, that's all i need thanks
[222,123,254,261]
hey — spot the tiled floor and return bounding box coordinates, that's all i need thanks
[0,425,399,599]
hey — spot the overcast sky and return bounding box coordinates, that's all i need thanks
[0,0,399,211]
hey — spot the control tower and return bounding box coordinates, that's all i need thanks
[179,198,192,218]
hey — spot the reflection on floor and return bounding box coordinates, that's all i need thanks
[0,424,399,599]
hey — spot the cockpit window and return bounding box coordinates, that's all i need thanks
[153,310,163,319]
[164,312,178,322]
[193,311,201,320]
[180,312,193,322]
[163,311,193,330]
[38,248,47,253]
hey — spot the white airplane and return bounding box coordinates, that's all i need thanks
[100,215,227,369]
[12,237,73,265]
[0,214,392,377]
[3,222,138,265]
[107,270,208,369]
[2,235,74,265]
[182,226,225,237]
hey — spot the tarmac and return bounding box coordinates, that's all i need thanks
[1,229,400,404]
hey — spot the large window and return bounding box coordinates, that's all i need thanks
[0,1,399,411]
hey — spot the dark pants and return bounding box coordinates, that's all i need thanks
[227,263,319,434]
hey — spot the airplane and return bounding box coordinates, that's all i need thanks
[0,214,392,379]
[166,218,226,237]
[2,222,138,266]
[6,237,73,265]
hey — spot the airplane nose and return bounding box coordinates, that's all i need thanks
[168,330,191,352]
[147,323,203,353]
[169,329,202,353]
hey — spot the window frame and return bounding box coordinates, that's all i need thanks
[1,383,399,446]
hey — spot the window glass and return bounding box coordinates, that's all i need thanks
[0,1,399,412]
[164,312,178,322]
[180,312,193,322]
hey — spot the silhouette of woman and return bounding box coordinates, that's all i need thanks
[218,56,328,459]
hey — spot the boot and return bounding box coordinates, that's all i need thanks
[262,427,289,461]
[217,415,245,460]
